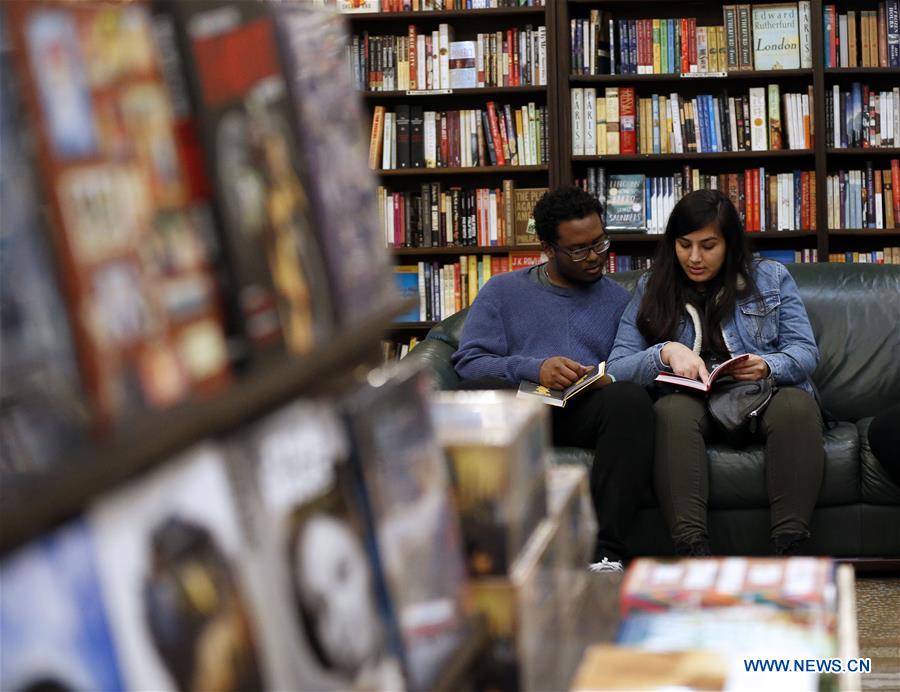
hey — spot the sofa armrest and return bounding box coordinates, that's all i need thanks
[403,338,461,390]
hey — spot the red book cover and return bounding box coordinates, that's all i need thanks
[635,20,645,73]
[486,102,507,166]
[408,25,417,90]
[508,29,518,87]
[491,256,502,275]
[393,193,403,246]
[892,159,900,223]
[619,87,637,154]
[752,168,760,232]
[809,172,817,230]
[681,18,690,73]
[827,6,837,68]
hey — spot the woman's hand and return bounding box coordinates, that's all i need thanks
[726,354,770,381]
[661,342,710,383]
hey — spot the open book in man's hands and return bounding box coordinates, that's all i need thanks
[654,353,751,393]
[517,362,606,407]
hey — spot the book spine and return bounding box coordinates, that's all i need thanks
[799,1,813,68]
[620,87,637,154]
[750,87,767,150]
[737,4,753,70]
[572,88,585,155]
[606,87,620,154]
[369,106,385,169]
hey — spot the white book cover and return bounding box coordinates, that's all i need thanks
[439,24,451,89]
[424,111,437,168]
[697,27,709,72]
[390,112,397,168]
[749,87,768,151]
[416,34,427,91]
[476,34,485,87]
[538,26,547,85]
[894,88,900,147]
[520,106,532,165]
[386,194,395,246]
[729,96,740,151]
[584,88,597,155]
[528,102,538,164]
[798,1,812,68]
[606,87,620,154]
[670,93,684,153]
[382,112,393,169]
[876,188,884,228]
[833,85,841,147]
[89,447,275,691]
[838,14,849,67]
[792,93,803,149]
[425,29,442,89]
[572,88,585,155]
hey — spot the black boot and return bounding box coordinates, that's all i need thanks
[773,532,809,556]
[675,538,713,557]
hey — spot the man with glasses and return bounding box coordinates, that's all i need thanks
[452,186,654,572]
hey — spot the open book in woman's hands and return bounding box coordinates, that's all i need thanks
[654,353,751,393]
[517,362,606,407]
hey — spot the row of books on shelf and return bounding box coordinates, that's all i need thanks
[2,365,590,692]
[0,1,395,450]
[829,248,900,263]
[369,102,549,170]
[350,25,547,92]
[582,168,817,233]
[327,0,544,12]
[575,3,813,76]
[825,85,899,149]
[382,336,420,361]
[825,162,900,229]
[571,85,812,157]
[393,254,526,322]
[378,183,544,247]
[823,2,900,68]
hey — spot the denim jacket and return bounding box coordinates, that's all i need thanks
[607,259,819,395]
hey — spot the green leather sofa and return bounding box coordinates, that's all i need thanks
[407,264,900,557]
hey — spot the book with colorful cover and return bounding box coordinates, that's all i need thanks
[654,353,751,392]
[5,1,232,426]
[163,0,335,357]
[605,174,646,231]
[517,362,607,408]
[272,3,395,327]
[89,446,270,691]
[0,520,124,692]
[226,402,406,691]
[513,187,547,246]
[751,3,801,70]
[345,364,468,689]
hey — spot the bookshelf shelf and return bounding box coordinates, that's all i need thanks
[363,85,547,100]
[379,164,549,176]
[569,69,814,84]
[572,150,815,162]
[824,67,900,76]
[392,245,529,255]
[825,148,900,157]
[608,230,817,242]
[344,7,546,22]
[828,229,900,237]
[0,300,412,553]
[360,86,547,101]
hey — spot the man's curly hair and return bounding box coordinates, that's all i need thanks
[533,186,604,245]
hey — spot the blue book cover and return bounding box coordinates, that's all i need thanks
[850,82,863,147]
[393,267,420,322]
[645,177,654,228]
[704,94,722,151]
[0,520,125,691]
[698,97,710,153]
[629,20,638,74]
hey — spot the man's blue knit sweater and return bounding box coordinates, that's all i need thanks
[452,267,631,384]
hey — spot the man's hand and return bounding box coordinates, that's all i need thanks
[539,356,589,389]
[726,354,770,381]
[661,342,710,383]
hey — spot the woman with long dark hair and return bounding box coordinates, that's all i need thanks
[607,189,824,556]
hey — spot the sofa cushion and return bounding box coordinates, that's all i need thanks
[553,422,861,509]
[786,265,900,422]
[858,417,900,505]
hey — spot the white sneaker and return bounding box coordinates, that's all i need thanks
[588,557,624,573]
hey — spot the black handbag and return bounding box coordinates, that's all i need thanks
[708,375,777,443]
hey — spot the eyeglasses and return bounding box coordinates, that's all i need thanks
[553,237,611,262]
